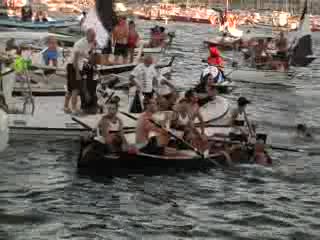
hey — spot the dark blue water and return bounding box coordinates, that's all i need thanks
[1,20,320,240]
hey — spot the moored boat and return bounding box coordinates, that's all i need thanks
[0,17,78,30]
[223,66,296,87]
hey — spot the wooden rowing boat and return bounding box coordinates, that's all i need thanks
[77,131,254,175]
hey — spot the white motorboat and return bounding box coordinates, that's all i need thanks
[7,93,230,139]
[223,66,296,87]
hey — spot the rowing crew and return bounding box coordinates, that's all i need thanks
[94,92,272,166]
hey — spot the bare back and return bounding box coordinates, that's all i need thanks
[113,25,129,45]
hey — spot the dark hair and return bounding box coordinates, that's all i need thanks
[108,96,120,107]
[297,124,307,132]
[129,20,135,25]
[179,98,188,104]
[185,89,195,99]
[143,97,155,109]
[159,26,165,32]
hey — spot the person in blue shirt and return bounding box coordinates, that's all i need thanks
[42,36,59,67]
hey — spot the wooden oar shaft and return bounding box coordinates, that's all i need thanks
[120,111,204,158]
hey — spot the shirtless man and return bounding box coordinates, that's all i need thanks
[136,98,168,155]
[112,16,129,64]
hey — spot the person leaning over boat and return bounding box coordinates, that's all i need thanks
[64,28,97,114]
[129,55,159,102]
[112,16,129,64]
[97,96,128,153]
[184,90,205,135]
[196,66,224,94]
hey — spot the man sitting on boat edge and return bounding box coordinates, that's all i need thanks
[97,96,128,153]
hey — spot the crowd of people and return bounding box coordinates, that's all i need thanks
[20,5,48,22]
[64,27,270,165]
[209,30,290,72]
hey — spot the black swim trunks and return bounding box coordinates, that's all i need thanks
[114,43,128,57]
[66,63,81,93]
[275,51,288,61]
[102,39,112,54]
[140,137,165,155]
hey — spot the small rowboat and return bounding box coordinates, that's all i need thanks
[223,66,296,87]
[77,131,254,175]
[203,36,239,50]
[0,18,78,30]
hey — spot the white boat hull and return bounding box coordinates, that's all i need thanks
[224,66,295,87]
[7,90,231,139]
[0,109,9,151]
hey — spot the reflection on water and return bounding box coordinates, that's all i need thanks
[0,20,320,239]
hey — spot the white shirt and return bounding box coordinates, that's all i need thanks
[70,38,93,70]
[130,63,158,93]
[158,75,172,95]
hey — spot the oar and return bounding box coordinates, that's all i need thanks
[120,111,205,158]
[71,116,135,132]
[267,145,320,156]
[209,135,320,156]
[0,68,14,77]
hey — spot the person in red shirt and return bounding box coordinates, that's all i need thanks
[207,45,224,68]
[127,21,140,63]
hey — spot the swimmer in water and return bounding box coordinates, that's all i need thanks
[296,124,313,139]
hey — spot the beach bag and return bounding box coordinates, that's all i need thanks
[129,90,143,113]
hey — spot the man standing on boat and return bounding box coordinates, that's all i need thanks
[112,16,129,64]
[129,55,159,102]
[64,28,97,114]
